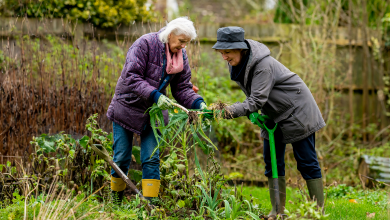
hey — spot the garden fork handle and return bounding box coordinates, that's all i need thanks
[263,122,282,215]
[108,160,155,210]
[91,144,154,210]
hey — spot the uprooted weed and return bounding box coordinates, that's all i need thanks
[209,101,233,119]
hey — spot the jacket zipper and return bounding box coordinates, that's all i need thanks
[291,114,305,128]
[158,53,167,92]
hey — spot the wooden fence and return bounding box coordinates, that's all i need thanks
[0,18,389,157]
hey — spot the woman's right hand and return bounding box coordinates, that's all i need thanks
[157,95,174,110]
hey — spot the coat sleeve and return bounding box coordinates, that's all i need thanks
[120,39,156,100]
[227,68,275,118]
[170,50,203,109]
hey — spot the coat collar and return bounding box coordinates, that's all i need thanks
[157,28,165,51]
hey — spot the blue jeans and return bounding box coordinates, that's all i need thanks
[263,126,322,180]
[111,122,160,180]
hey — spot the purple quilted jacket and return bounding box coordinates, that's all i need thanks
[106,29,202,134]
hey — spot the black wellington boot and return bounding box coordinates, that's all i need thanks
[112,190,124,205]
[306,178,324,208]
[268,176,286,217]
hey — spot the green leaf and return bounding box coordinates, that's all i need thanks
[128,169,142,182]
[79,136,90,149]
[198,126,218,150]
[224,199,232,218]
[132,146,141,164]
[189,124,207,152]
[69,149,75,159]
[177,200,185,208]
[107,132,113,142]
[193,146,205,181]
[40,139,56,153]
[213,187,220,204]
[170,119,187,143]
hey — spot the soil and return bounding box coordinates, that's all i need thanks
[188,111,199,125]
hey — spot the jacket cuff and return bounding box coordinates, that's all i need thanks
[150,90,162,104]
[191,98,205,109]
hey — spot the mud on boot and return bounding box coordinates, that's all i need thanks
[268,176,287,219]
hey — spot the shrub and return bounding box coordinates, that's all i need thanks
[0,0,156,28]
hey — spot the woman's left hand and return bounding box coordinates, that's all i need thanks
[200,102,207,110]
[157,95,174,110]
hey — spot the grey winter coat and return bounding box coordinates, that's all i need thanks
[227,39,326,143]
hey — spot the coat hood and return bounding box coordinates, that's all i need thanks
[243,39,271,87]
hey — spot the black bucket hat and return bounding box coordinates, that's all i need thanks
[212,27,248,50]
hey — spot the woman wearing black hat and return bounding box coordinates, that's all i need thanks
[204,27,326,216]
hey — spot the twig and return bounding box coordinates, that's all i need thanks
[327,157,350,170]
[24,179,40,220]
[369,124,390,145]
[360,174,390,187]
[63,184,107,219]
[70,208,77,220]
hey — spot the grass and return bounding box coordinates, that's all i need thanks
[0,192,146,220]
[242,186,390,220]
[326,199,388,219]
[2,185,388,219]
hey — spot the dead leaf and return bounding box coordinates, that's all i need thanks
[366,212,375,218]
[349,199,358,204]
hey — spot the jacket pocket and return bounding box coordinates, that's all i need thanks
[262,88,294,120]
[116,93,140,106]
[278,108,308,140]
[291,113,304,128]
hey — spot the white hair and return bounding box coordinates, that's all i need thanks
[158,17,197,43]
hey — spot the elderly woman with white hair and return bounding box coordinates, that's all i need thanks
[106,17,206,203]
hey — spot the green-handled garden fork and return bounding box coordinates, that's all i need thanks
[249,112,284,218]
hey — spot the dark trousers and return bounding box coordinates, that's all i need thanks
[263,127,322,180]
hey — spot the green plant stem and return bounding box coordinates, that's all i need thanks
[182,130,190,181]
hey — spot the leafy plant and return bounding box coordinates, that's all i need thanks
[197,184,221,213]
[327,184,389,209]
[1,0,156,28]
[149,103,216,180]
[326,184,355,199]
[27,114,115,200]
[285,200,329,220]
[222,195,250,219]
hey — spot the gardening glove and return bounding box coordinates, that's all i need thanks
[200,102,207,110]
[249,112,270,129]
[157,95,174,110]
[203,109,232,120]
[202,109,214,120]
